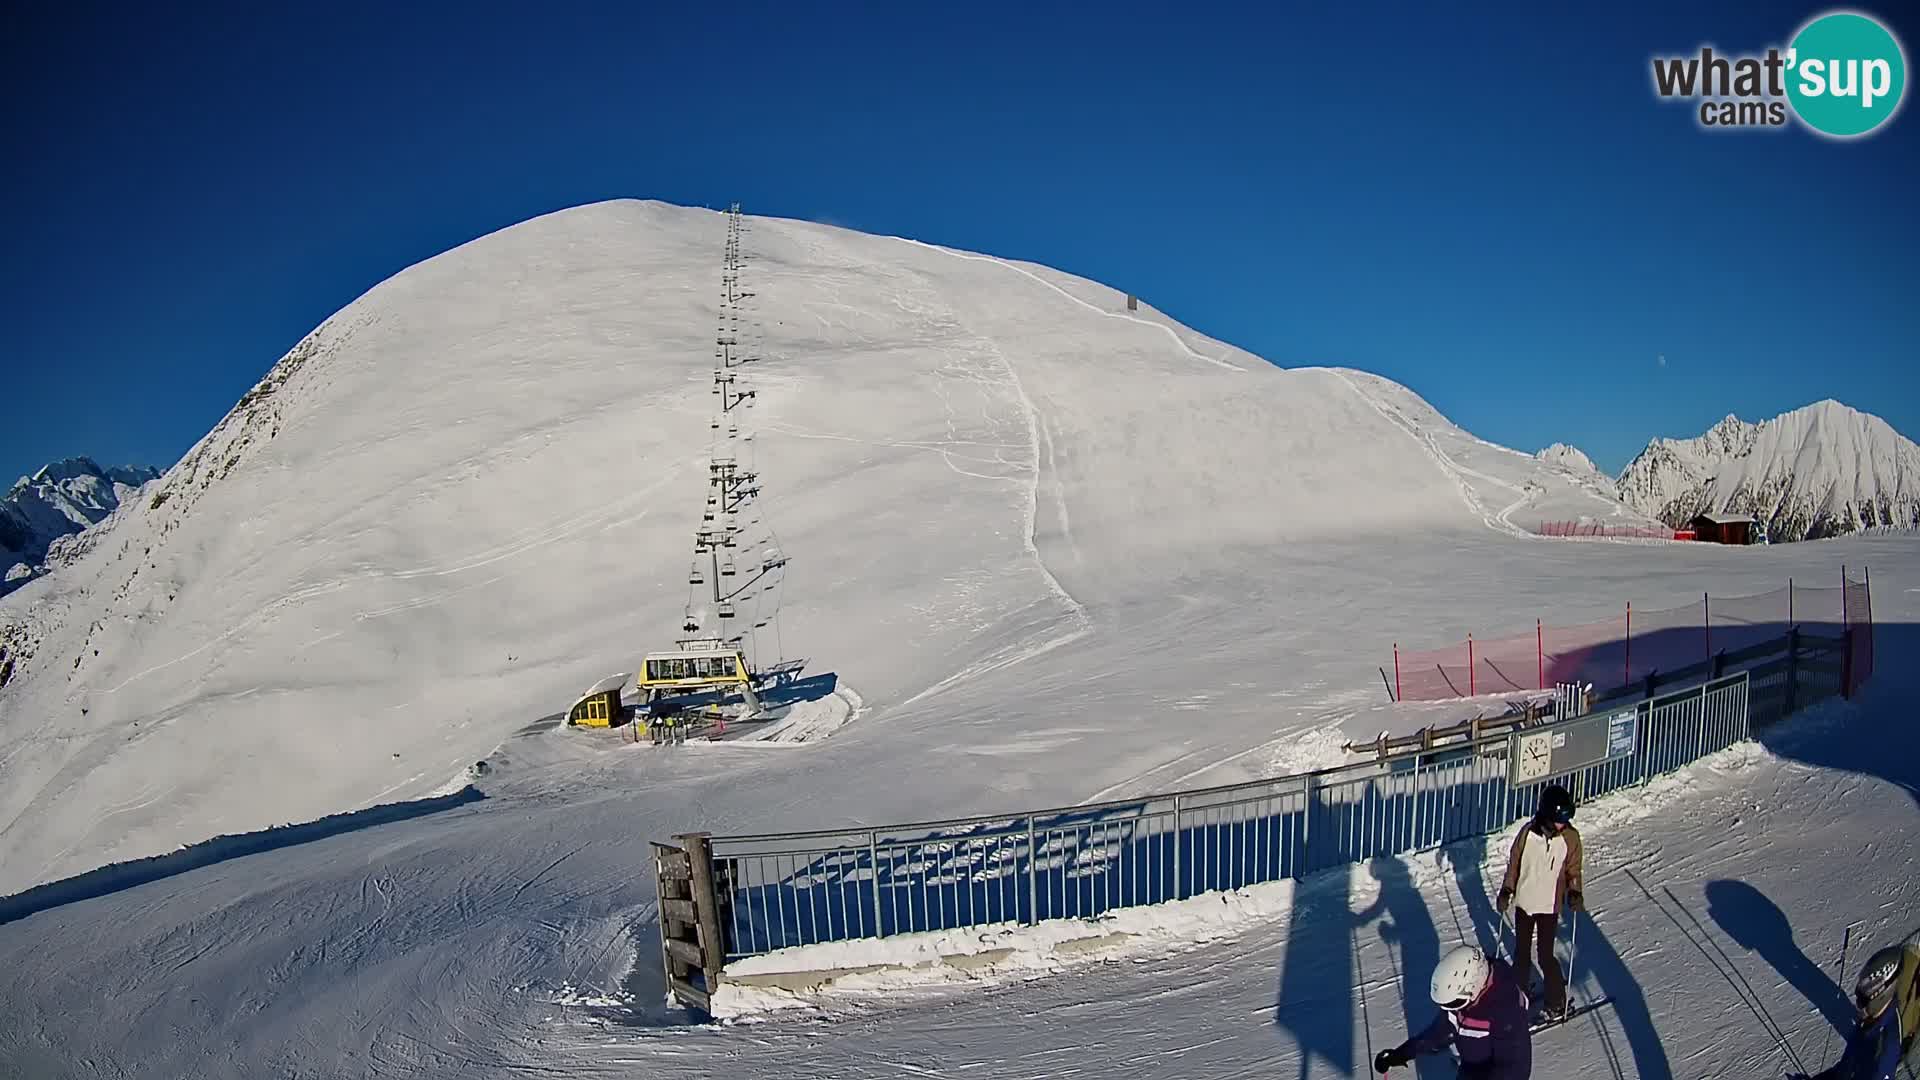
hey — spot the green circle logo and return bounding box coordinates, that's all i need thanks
[1787,11,1907,137]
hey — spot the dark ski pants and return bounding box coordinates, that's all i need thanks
[1514,910,1565,1012]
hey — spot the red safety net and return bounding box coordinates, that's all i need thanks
[1535,521,1684,540]
[1845,570,1874,695]
[1388,574,1875,702]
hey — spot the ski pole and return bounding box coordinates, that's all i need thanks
[1824,922,1860,1068]
[1567,906,1579,1007]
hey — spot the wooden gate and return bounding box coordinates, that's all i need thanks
[655,833,727,1015]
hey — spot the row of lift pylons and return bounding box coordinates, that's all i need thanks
[569,203,793,738]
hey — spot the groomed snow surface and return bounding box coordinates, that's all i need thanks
[0,201,1914,1078]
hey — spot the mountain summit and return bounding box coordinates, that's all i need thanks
[1616,400,1920,541]
[1,457,161,592]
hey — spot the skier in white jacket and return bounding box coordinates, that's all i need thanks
[1497,783,1584,1020]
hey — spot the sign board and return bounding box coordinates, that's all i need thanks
[1507,705,1639,787]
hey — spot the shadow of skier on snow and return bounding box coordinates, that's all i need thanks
[1359,855,1445,1080]
[1272,866,1359,1080]
[1706,878,1854,1033]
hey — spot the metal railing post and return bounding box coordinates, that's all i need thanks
[868,831,882,937]
[1299,777,1313,878]
[1172,794,1185,900]
[1026,817,1038,923]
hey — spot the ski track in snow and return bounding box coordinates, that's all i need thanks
[895,237,1246,373]
[1321,368,1534,538]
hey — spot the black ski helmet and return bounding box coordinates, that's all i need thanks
[1855,946,1904,1017]
[1537,784,1575,826]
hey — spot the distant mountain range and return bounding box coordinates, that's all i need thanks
[2,458,161,594]
[1611,400,1919,542]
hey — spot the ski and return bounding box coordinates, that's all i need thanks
[1529,995,1613,1033]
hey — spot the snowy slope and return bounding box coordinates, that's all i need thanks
[0,200,1914,1079]
[1314,371,1660,535]
[0,458,158,594]
[1618,401,1920,541]
[0,538,1911,1080]
[0,200,1639,895]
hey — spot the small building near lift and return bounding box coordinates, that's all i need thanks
[1688,512,1757,546]
[567,672,632,728]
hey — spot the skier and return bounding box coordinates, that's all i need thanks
[1373,944,1533,1078]
[1791,942,1920,1080]
[1497,783,1584,1020]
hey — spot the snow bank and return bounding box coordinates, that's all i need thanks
[711,877,1300,1019]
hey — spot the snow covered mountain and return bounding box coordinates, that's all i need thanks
[1617,401,1920,541]
[0,199,1914,1080]
[1535,442,1600,477]
[0,199,1647,895]
[0,458,159,594]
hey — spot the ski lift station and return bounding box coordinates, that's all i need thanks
[566,672,631,728]
[571,203,784,739]
[638,638,761,716]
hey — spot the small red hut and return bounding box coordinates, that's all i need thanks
[1688,512,1756,545]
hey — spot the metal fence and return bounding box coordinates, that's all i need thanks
[693,630,1852,967]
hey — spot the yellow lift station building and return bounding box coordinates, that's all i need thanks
[567,672,631,728]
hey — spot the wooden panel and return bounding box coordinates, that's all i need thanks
[662,898,698,925]
[656,855,693,881]
[665,937,705,968]
[683,834,728,974]
[668,977,712,1012]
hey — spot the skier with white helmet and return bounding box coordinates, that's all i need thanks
[1374,944,1533,1078]
[1791,942,1920,1080]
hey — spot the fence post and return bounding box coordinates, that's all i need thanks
[680,832,726,985]
[1297,779,1312,880]
[1172,794,1185,900]
[1863,566,1874,682]
[1624,602,1632,687]
[1468,635,1476,697]
[1025,817,1038,923]
[1703,592,1711,663]
[1711,651,1725,679]
[1784,626,1800,717]
[1394,644,1403,703]
[1537,619,1544,690]
[1644,669,1658,701]
[1841,627,1854,700]
[868,830,883,936]
[1789,577,1794,626]
[1841,567,1851,697]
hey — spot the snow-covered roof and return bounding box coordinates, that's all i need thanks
[1694,512,1755,525]
[573,672,631,705]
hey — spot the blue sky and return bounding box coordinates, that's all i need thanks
[3,1,1915,485]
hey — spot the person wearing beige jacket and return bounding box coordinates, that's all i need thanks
[1497,783,1584,1019]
